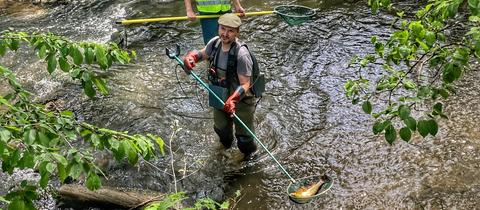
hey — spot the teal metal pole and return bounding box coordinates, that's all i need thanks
[172,55,296,183]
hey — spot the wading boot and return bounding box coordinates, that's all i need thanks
[236,135,257,161]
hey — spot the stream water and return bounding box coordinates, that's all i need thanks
[1,0,479,209]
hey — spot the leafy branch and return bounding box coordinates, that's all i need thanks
[0,30,162,210]
[346,0,480,144]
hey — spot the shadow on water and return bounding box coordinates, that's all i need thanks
[1,0,480,209]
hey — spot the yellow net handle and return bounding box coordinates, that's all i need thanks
[118,11,275,25]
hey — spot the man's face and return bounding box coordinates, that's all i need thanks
[218,24,239,44]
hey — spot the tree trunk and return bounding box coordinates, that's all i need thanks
[58,184,164,209]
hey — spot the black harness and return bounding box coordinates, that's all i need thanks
[208,37,242,90]
[207,37,265,100]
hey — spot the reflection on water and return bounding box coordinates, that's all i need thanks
[1,0,479,209]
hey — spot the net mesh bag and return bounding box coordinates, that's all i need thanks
[274,5,316,25]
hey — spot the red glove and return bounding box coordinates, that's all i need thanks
[182,50,200,74]
[223,86,245,115]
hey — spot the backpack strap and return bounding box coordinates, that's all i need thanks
[226,42,239,90]
[208,37,222,66]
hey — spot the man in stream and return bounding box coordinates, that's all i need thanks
[184,0,245,44]
[182,13,258,160]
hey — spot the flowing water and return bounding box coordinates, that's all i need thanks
[1,0,479,209]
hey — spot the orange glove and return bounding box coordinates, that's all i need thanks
[182,50,200,74]
[223,86,245,115]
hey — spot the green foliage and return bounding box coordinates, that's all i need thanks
[144,192,231,210]
[144,193,185,210]
[346,1,479,144]
[4,181,37,210]
[0,30,164,209]
[0,30,135,98]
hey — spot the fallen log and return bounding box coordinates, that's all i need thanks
[58,184,164,209]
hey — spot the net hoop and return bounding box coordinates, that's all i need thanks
[286,174,333,204]
[273,5,316,25]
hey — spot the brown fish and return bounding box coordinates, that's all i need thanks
[289,179,325,198]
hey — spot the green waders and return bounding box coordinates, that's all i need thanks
[213,95,257,155]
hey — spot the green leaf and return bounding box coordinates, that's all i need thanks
[39,171,49,188]
[19,152,34,169]
[23,129,36,145]
[37,131,50,145]
[109,139,120,150]
[0,141,5,156]
[219,201,230,209]
[398,105,411,120]
[86,172,102,191]
[438,88,450,99]
[443,63,462,83]
[417,39,429,51]
[92,77,109,95]
[95,45,108,69]
[417,86,431,98]
[403,80,416,90]
[0,128,11,142]
[38,44,47,59]
[469,0,480,15]
[70,67,82,78]
[58,57,71,72]
[0,39,7,56]
[427,119,438,136]
[149,134,165,155]
[372,120,387,134]
[85,47,94,64]
[362,101,373,114]
[113,141,127,160]
[70,46,83,65]
[60,44,70,56]
[69,163,83,180]
[425,31,436,47]
[127,143,139,165]
[469,15,480,22]
[384,124,396,145]
[90,133,101,147]
[82,80,96,98]
[0,195,9,204]
[57,163,67,182]
[52,153,68,166]
[403,117,417,131]
[417,120,430,137]
[398,45,411,58]
[8,198,26,210]
[409,21,424,37]
[46,162,56,174]
[47,54,57,74]
[61,110,74,117]
[9,39,19,51]
[399,127,412,142]
[433,102,443,114]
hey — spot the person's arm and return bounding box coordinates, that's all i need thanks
[184,0,197,21]
[232,0,245,16]
[223,74,250,115]
[237,74,251,92]
[223,50,252,115]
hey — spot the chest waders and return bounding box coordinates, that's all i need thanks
[207,38,258,157]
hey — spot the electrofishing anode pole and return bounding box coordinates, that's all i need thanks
[166,44,296,183]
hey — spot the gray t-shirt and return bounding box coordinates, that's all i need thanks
[205,36,253,80]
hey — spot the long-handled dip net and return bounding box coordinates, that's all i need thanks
[117,5,317,26]
[273,5,317,25]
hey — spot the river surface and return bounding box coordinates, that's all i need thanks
[1,0,479,209]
